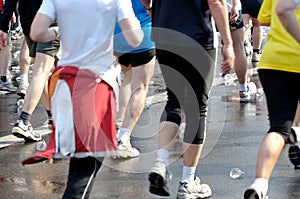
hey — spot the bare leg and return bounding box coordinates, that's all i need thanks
[231,28,248,85]
[256,132,285,180]
[116,66,132,122]
[183,143,203,167]
[19,40,31,78]
[251,18,263,51]
[22,52,54,114]
[158,121,180,150]
[120,57,155,131]
[0,38,17,92]
[0,40,10,76]
[17,40,32,96]
[242,14,252,43]
[39,77,51,111]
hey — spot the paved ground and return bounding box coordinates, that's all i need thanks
[0,36,299,199]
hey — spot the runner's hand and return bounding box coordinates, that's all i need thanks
[221,43,235,74]
[0,30,8,50]
[229,7,239,24]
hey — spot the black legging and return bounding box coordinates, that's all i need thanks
[62,157,103,199]
[259,69,300,142]
[156,44,216,144]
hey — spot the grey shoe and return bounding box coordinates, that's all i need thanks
[0,79,17,92]
[177,177,212,199]
[12,120,43,142]
[149,160,172,196]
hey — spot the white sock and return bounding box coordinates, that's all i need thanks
[240,83,247,92]
[115,119,123,128]
[20,74,28,84]
[253,178,269,194]
[118,128,131,143]
[181,166,196,183]
[156,148,169,166]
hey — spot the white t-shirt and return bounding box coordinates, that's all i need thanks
[226,0,242,12]
[38,0,139,90]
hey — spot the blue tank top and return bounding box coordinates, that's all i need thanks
[114,0,155,53]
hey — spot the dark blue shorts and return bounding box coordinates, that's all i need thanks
[115,48,155,67]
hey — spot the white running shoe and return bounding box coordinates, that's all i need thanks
[117,139,140,158]
[252,52,262,62]
[12,120,43,142]
[149,160,172,196]
[177,177,212,199]
[240,82,257,103]
[17,81,29,97]
[244,183,267,199]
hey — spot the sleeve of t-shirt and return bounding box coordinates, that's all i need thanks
[117,0,136,22]
[37,0,56,21]
[258,0,272,24]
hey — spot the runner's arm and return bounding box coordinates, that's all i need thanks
[208,0,235,74]
[30,13,58,42]
[276,0,300,43]
[0,0,18,48]
[119,18,144,48]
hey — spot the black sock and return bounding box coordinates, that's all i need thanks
[253,49,261,54]
[19,111,31,125]
[0,76,7,82]
[46,110,52,118]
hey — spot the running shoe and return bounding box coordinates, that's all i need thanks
[289,145,300,169]
[240,82,257,103]
[252,52,262,62]
[244,183,267,199]
[0,79,17,92]
[149,160,171,196]
[177,177,212,199]
[17,81,29,97]
[117,139,140,158]
[12,120,43,142]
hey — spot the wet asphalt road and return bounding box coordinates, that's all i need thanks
[0,38,300,199]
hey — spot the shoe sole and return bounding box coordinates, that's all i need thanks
[177,193,211,199]
[0,87,17,92]
[12,127,42,142]
[116,150,140,158]
[17,91,26,98]
[148,172,169,196]
[289,145,300,169]
[244,189,260,199]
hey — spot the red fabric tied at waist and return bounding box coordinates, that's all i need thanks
[22,66,117,165]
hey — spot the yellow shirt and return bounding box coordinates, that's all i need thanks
[258,0,300,73]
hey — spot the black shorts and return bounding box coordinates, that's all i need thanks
[229,10,244,31]
[241,0,263,18]
[258,69,300,142]
[24,36,60,58]
[115,48,155,67]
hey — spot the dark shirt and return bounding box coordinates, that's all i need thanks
[152,0,215,49]
[0,0,42,37]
